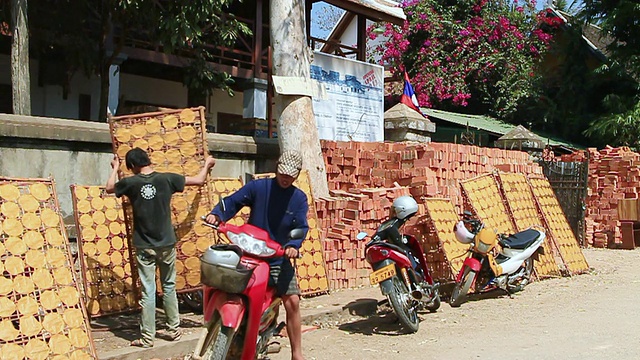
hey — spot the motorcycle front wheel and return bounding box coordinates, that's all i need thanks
[449,267,476,308]
[199,317,238,360]
[387,276,420,333]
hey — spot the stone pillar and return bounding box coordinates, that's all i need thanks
[383,103,436,142]
[384,117,436,143]
[243,78,268,120]
[107,53,128,116]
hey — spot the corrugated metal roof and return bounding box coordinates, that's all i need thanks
[421,108,581,149]
[421,108,513,135]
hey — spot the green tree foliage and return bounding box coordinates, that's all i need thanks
[1,1,250,120]
[581,0,640,148]
[371,0,561,122]
[529,11,634,145]
[583,0,640,79]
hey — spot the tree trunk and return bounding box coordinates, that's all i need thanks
[270,0,329,198]
[10,0,31,115]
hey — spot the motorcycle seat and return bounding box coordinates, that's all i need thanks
[500,229,540,250]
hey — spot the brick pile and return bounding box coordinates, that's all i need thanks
[315,186,412,290]
[561,146,640,248]
[315,140,545,290]
[321,140,543,210]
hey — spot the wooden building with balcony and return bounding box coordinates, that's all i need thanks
[0,0,405,138]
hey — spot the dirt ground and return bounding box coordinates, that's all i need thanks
[269,248,640,360]
[91,303,204,353]
[94,248,640,359]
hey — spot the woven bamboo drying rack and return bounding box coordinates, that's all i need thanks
[422,198,469,282]
[494,173,562,278]
[459,173,517,236]
[0,176,98,359]
[70,185,140,318]
[108,106,216,294]
[207,176,249,245]
[527,177,590,275]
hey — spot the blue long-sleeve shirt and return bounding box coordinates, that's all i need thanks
[210,178,309,265]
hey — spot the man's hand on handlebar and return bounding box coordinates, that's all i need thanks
[284,247,299,259]
[204,214,221,226]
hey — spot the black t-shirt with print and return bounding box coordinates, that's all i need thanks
[115,172,185,249]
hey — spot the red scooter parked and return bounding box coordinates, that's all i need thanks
[192,219,305,360]
[357,196,440,333]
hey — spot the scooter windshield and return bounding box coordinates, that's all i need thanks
[377,218,397,232]
[374,218,403,245]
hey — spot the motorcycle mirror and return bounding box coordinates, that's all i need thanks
[463,210,473,217]
[288,228,305,240]
[356,232,368,240]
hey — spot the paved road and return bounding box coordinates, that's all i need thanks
[270,248,640,360]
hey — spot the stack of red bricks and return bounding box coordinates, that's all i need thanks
[315,140,544,290]
[322,140,543,210]
[561,146,640,248]
[315,186,412,290]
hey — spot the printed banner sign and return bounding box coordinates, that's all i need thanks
[311,52,384,142]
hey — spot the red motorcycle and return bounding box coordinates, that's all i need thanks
[192,219,305,360]
[357,196,440,333]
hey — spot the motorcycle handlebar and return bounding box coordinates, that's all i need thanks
[459,216,484,234]
[201,215,220,230]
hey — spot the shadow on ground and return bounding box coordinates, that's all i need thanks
[452,288,513,305]
[335,297,447,336]
[91,299,203,344]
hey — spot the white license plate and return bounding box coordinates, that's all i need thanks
[369,264,397,285]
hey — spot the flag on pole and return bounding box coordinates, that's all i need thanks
[400,72,426,117]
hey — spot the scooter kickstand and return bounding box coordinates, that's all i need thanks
[266,341,282,354]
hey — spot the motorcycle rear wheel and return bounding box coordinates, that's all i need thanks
[200,318,237,360]
[523,257,534,280]
[508,258,534,294]
[387,276,420,333]
[450,268,475,308]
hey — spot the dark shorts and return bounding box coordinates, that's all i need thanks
[269,259,300,296]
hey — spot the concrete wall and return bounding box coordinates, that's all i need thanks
[0,113,279,235]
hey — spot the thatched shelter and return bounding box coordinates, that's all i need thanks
[494,125,545,150]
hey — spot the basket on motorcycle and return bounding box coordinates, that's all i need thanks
[200,244,254,294]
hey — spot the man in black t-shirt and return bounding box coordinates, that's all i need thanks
[106,148,215,348]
